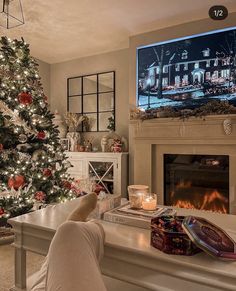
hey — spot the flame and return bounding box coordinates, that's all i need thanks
[171,181,228,214]
[175,200,195,209]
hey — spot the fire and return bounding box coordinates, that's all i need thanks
[174,200,195,209]
[171,181,228,214]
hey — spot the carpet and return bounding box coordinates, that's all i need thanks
[0,245,148,291]
[0,244,44,291]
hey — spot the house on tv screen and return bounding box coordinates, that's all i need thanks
[138,30,236,109]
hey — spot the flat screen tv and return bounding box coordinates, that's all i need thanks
[137,27,236,110]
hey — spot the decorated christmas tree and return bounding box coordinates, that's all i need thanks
[0,37,76,225]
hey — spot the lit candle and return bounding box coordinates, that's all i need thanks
[142,193,157,211]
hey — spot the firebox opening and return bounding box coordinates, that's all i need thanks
[164,154,229,213]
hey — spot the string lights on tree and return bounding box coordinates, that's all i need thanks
[0,37,80,226]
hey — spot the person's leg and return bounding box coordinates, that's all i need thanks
[28,193,106,291]
[46,220,106,291]
[67,192,98,222]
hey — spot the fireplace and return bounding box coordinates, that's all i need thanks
[130,115,236,214]
[164,154,229,213]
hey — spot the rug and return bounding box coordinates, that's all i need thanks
[0,244,148,291]
[0,244,44,291]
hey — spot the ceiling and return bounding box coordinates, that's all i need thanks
[1,0,236,64]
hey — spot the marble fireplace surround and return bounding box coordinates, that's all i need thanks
[129,114,236,214]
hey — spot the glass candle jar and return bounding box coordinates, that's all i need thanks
[142,193,157,211]
[128,185,149,209]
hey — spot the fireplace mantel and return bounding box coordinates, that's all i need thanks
[129,114,236,214]
[130,114,236,142]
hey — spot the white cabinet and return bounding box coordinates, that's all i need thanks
[66,152,128,197]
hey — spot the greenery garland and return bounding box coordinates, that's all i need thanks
[130,100,236,121]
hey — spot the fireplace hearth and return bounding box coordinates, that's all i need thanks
[164,154,229,213]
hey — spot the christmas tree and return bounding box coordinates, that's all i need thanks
[0,37,76,225]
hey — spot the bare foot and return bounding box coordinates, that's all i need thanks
[67,193,98,221]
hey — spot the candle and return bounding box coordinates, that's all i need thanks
[142,193,157,211]
[128,185,149,209]
[129,192,143,209]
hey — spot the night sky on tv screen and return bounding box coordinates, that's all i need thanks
[137,28,236,110]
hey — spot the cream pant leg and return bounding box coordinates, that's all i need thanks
[29,221,107,291]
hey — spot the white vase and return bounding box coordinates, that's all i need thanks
[66,132,81,151]
[53,110,67,138]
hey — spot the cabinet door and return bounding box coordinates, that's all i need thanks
[67,158,86,179]
[87,159,117,194]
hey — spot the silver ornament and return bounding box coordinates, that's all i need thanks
[18,134,27,143]
[16,143,32,152]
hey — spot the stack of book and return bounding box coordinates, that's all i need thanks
[103,203,176,229]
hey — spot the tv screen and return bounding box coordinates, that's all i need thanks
[137,27,236,110]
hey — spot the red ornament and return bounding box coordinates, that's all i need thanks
[93,184,105,195]
[0,144,3,151]
[70,184,81,196]
[63,180,72,190]
[43,168,52,177]
[8,175,25,190]
[34,191,46,202]
[37,131,46,140]
[0,208,4,216]
[18,92,33,105]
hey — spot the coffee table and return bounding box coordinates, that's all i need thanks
[8,198,236,291]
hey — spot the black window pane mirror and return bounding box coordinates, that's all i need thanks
[67,71,115,132]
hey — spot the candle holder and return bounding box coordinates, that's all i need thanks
[142,193,157,211]
[128,185,149,209]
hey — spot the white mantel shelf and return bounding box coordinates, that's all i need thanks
[8,199,236,291]
[130,114,236,143]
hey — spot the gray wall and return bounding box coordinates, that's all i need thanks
[50,49,129,148]
[37,59,50,101]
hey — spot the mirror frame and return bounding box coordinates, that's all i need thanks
[67,71,115,132]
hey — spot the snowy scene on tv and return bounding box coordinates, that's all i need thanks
[137,28,236,110]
